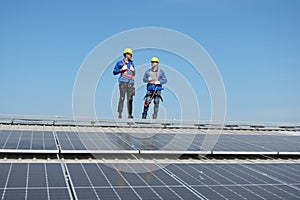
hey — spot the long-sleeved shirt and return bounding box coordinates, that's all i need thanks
[113,59,135,84]
[143,68,167,91]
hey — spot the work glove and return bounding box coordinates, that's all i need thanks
[148,77,153,81]
[154,81,160,85]
[121,65,128,71]
[130,65,134,71]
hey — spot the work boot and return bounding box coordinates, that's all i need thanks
[152,115,157,119]
[142,113,147,119]
[128,115,133,119]
[118,113,122,119]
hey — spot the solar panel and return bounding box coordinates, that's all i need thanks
[66,162,205,199]
[66,162,300,200]
[212,134,300,154]
[54,130,300,155]
[108,131,300,155]
[1,127,297,155]
[56,131,139,154]
[114,132,207,154]
[0,130,58,153]
[99,133,300,154]
[0,163,72,199]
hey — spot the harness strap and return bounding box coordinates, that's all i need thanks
[144,90,158,107]
[150,68,160,81]
[121,59,134,80]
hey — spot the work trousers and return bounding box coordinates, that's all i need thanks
[118,82,135,116]
[142,90,162,119]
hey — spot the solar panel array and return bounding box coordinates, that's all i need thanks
[0,126,299,199]
[67,162,300,200]
[1,162,299,199]
[0,129,300,154]
[115,132,300,154]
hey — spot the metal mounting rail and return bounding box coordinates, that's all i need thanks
[0,114,299,131]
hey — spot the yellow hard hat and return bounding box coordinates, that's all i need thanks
[150,57,159,63]
[123,48,133,55]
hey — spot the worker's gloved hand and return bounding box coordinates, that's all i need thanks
[121,65,128,71]
[148,77,155,84]
[154,81,160,85]
[130,65,134,71]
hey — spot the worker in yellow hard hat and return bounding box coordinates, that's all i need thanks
[113,48,135,118]
[142,57,167,119]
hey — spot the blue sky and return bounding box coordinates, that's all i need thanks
[0,0,299,122]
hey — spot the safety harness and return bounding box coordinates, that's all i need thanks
[121,59,134,81]
[150,68,160,82]
[144,68,161,107]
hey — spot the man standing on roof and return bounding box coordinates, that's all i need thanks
[142,57,167,119]
[113,48,135,119]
